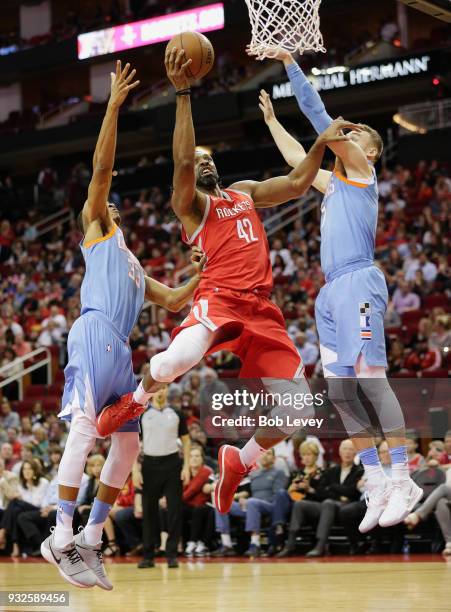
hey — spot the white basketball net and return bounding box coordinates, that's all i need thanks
[245,0,325,60]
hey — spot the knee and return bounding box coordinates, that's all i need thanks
[322,499,336,510]
[246,498,258,511]
[274,489,287,502]
[17,512,28,527]
[150,352,177,383]
[436,498,448,512]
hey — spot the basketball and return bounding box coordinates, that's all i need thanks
[166,31,215,81]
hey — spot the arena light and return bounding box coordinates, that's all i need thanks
[77,3,225,60]
[393,113,427,134]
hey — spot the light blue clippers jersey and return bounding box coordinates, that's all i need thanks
[80,224,145,338]
[320,168,378,280]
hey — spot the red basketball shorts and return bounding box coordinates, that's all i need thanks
[172,287,304,378]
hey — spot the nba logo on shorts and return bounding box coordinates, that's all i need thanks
[359,302,372,340]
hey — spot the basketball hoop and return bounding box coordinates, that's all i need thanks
[244,0,326,60]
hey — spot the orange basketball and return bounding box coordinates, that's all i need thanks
[166,31,215,81]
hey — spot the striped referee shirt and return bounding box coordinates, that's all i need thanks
[141,405,188,457]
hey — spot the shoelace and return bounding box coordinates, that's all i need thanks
[64,546,83,565]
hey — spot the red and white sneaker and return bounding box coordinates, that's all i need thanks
[214,445,249,514]
[96,392,146,437]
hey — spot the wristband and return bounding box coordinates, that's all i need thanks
[176,88,191,96]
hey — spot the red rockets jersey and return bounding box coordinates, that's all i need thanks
[181,188,273,295]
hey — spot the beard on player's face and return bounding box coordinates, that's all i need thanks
[195,164,220,189]
[196,170,219,189]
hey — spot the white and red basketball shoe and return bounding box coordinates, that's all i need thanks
[96,392,146,437]
[214,445,250,514]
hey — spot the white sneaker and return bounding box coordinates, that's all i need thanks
[194,542,208,557]
[74,530,113,591]
[359,480,392,533]
[185,541,196,557]
[41,532,97,589]
[379,479,423,528]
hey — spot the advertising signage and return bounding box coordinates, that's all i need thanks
[78,3,225,60]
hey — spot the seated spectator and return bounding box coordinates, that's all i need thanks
[199,368,228,409]
[384,300,401,328]
[114,461,143,557]
[214,449,286,558]
[30,401,45,426]
[103,475,135,557]
[18,417,34,445]
[183,446,214,557]
[427,440,449,466]
[278,439,363,558]
[392,280,421,313]
[12,443,34,476]
[6,428,21,459]
[17,451,62,556]
[76,454,105,527]
[430,315,451,357]
[294,331,319,366]
[0,398,20,430]
[45,444,63,478]
[272,441,323,551]
[406,433,425,474]
[0,459,49,556]
[0,456,19,549]
[1,443,18,472]
[30,426,49,461]
[405,482,450,556]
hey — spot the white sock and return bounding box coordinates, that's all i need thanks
[364,463,388,487]
[221,534,232,548]
[251,534,260,546]
[53,525,74,549]
[239,437,266,468]
[133,381,153,406]
[83,522,104,546]
[391,462,410,483]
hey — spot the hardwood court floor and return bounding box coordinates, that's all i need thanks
[1,555,450,612]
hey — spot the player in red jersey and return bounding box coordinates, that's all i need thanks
[97,48,360,513]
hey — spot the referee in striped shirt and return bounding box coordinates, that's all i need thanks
[138,385,191,569]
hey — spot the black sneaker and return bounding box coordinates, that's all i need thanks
[167,557,179,568]
[244,544,261,558]
[276,546,296,558]
[137,558,155,568]
[211,546,236,558]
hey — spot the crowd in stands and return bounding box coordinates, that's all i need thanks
[0,152,449,559]
[1,392,450,559]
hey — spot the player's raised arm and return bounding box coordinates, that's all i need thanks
[165,48,206,229]
[82,61,139,227]
[144,246,206,312]
[259,89,331,194]
[232,118,360,208]
[250,48,372,179]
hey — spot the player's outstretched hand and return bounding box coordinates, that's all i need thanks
[165,47,192,90]
[109,60,140,109]
[259,89,276,124]
[317,117,362,144]
[191,245,207,276]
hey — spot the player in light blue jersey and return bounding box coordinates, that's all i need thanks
[41,61,205,589]
[252,49,422,550]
